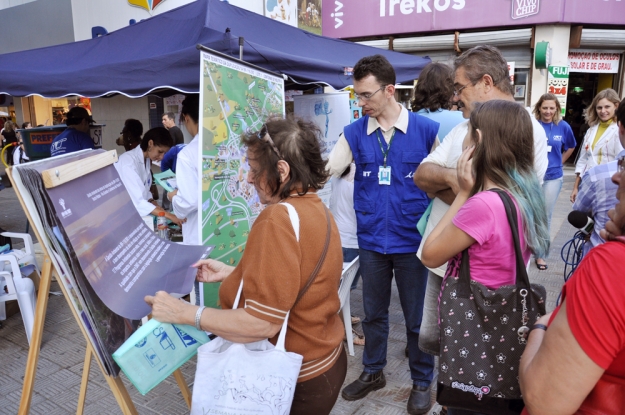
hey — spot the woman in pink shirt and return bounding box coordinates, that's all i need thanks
[421,100,549,415]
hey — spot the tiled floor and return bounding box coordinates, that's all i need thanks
[0,167,577,414]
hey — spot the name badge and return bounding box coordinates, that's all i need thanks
[378,166,391,185]
[547,145,553,152]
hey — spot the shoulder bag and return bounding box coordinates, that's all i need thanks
[437,189,547,415]
[190,203,332,415]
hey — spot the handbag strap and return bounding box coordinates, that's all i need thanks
[292,204,332,308]
[231,202,332,351]
[457,189,531,296]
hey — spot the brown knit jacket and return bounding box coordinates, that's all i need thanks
[219,193,345,382]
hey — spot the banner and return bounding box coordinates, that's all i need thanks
[547,66,569,116]
[322,0,625,39]
[265,0,298,27]
[294,92,351,206]
[198,50,285,306]
[568,51,620,74]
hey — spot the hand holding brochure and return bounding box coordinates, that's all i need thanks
[154,169,178,192]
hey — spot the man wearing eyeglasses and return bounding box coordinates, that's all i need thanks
[573,97,625,254]
[413,46,548,371]
[327,54,439,415]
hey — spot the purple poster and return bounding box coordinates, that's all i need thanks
[323,0,625,39]
[47,164,211,320]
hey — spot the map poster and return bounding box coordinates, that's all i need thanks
[198,50,285,306]
[293,92,351,206]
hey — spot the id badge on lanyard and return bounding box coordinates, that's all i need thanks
[378,166,391,185]
[376,129,395,186]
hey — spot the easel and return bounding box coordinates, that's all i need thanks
[9,150,193,414]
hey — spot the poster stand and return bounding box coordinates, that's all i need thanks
[8,151,192,415]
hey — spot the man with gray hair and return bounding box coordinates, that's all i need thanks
[162,112,184,145]
[413,45,548,360]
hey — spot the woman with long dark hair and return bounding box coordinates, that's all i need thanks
[422,100,549,415]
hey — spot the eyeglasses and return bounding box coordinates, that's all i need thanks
[618,155,625,173]
[453,82,472,97]
[354,86,386,102]
[256,124,283,159]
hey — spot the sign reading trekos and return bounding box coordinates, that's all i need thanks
[323,0,625,39]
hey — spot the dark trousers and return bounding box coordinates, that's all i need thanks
[360,248,434,388]
[290,346,347,415]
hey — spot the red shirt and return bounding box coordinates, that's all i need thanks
[557,241,625,378]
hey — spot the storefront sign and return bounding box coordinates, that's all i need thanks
[321,0,625,39]
[547,66,569,116]
[568,51,620,73]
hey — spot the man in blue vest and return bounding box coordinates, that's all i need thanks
[328,55,438,414]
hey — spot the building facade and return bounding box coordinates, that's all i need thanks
[321,0,625,145]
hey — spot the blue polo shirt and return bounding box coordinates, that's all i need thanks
[50,128,95,157]
[540,120,577,181]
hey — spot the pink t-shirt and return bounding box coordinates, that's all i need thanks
[451,191,531,289]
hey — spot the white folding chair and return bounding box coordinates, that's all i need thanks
[0,254,37,345]
[338,256,359,356]
[1,232,40,273]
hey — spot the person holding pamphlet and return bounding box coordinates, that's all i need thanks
[114,127,183,226]
[146,117,347,415]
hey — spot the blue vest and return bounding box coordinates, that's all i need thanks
[344,112,438,254]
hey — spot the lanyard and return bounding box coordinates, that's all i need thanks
[376,128,396,168]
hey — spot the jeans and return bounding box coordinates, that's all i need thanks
[359,248,434,387]
[418,270,443,356]
[542,177,563,255]
[342,247,361,290]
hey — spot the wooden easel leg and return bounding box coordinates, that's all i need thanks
[103,373,138,415]
[18,257,53,415]
[173,368,192,408]
[76,344,93,415]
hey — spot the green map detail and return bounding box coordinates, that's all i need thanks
[200,53,284,268]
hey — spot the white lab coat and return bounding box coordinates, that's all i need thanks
[172,134,199,245]
[115,146,155,217]
[575,122,622,176]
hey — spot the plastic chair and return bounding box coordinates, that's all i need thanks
[1,232,40,273]
[0,254,37,345]
[338,256,359,356]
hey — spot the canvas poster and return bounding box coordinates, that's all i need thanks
[46,163,211,320]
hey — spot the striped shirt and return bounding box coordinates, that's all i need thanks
[573,150,625,253]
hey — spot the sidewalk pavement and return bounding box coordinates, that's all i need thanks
[0,168,578,415]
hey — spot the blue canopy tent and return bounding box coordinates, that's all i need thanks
[0,0,429,98]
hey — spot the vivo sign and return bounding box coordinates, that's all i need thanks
[323,0,625,39]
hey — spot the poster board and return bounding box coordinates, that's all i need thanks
[11,150,209,374]
[198,48,285,306]
[8,150,201,414]
[293,91,351,206]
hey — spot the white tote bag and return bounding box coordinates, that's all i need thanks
[190,203,304,415]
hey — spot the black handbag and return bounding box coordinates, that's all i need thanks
[436,189,547,415]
